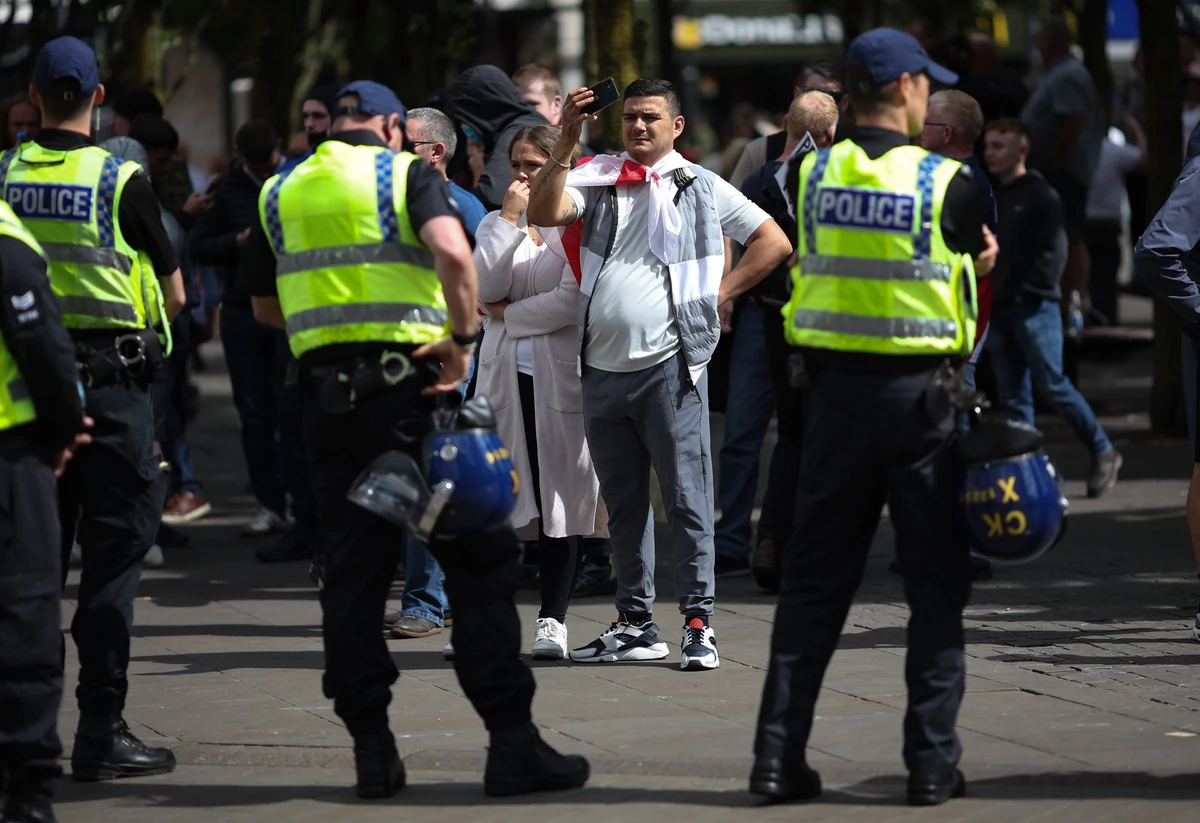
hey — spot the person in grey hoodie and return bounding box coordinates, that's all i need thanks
[1134,120,1200,642]
[449,65,548,211]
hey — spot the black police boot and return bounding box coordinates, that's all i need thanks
[255,528,316,564]
[907,766,965,806]
[70,716,175,782]
[748,756,822,803]
[483,723,589,797]
[352,730,405,799]
[1,792,57,823]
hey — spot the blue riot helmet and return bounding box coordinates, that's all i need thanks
[956,417,1068,564]
[348,396,518,542]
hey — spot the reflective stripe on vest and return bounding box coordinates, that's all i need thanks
[790,310,958,341]
[275,243,435,276]
[0,201,43,430]
[0,143,147,330]
[41,242,134,273]
[799,255,952,283]
[784,142,976,357]
[263,144,448,357]
[286,303,448,335]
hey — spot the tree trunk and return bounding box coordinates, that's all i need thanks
[589,0,638,153]
[1078,0,1113,124]
[1138,0,1187,435]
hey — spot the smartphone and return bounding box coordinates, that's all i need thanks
[580,77,620,116]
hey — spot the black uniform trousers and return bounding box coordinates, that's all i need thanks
[754,366,971,773]
[755,301,805,549]
[58,379,167,719]
[0,440,64,796]
[303,375,535,738]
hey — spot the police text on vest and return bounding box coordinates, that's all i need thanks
[815,187,915,234]
[7,183,93,222]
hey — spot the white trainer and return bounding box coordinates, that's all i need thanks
[569,619,669,663]
[442,640,455,660]
[680,617,719,670]
[531,617,568,660]
[241,507,288,538]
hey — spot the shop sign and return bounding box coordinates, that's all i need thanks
[674,13,844,49]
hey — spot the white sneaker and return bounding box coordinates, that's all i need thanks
[1192,607,1200,642]
[569,618,669,663]
[531,617,568,660]
[680,617,719,671]
[442,640,455,660]
[69,542,82,568]
[241,507,288,538]
[143,544,165,569]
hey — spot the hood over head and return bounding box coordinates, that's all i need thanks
[448,65,546,151]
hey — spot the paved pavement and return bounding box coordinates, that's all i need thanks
[55,314,1200,822]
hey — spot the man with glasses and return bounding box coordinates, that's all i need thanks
[730,61,847,189]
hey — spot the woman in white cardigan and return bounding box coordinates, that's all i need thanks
[475,125,606,659]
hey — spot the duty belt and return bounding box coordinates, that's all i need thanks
[309,349,413,415]
[75,328,164,389]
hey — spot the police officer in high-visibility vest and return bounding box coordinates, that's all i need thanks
[0,202,90,823]
[1,37,187,783]
[749,30,998,808]
[243,81,588,800]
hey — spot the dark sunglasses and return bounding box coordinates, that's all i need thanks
[801,85,846,103]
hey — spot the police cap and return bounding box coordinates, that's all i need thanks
[34,36,101,100]
[334,81,407,122]
[844,28,958,92]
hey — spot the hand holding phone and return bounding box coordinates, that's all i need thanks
[561,78,619,142]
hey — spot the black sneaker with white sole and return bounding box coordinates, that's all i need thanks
[569,615,669,663]
[680,616,719,670]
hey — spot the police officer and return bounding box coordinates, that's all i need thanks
[749,30,998,807]
[0,202,89,823]
[1,37,186,782]
[242,81,588,799]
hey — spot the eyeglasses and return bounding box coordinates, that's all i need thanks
[923,121,953,131]
[801,85,846,103]
[410,141,440,146]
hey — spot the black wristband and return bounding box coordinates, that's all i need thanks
[451,330,478,347]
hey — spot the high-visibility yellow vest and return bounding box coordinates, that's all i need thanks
[0,200,46,430]
[783,141,977,357]
[0,142,155,332]
[259,141,448,358]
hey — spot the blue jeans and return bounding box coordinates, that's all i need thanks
[714,300,776,560]
[220,302,290,516]
[160,315,202,495]
[987,299,1112,458]
[399,352,476,623]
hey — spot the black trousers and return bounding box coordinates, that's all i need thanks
[755,302,806,548]
[303,376,535,738]
[0,440,63,796]
[280,357,317,531]
[58,380,167,718]
[754,366,970,773]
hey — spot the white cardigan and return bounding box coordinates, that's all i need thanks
[474,210,608,539]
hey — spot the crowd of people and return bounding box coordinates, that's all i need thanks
[0,13,1191,821]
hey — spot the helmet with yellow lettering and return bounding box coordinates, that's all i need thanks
[347,396,518,542]
[957,417,1068,564]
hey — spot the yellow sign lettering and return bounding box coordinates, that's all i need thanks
[982,512,1003,538]
[1005,509,1027,535]
[510,469,520,495]
[997,476,1020,504]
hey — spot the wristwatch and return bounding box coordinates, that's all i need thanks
[451,330,478,349]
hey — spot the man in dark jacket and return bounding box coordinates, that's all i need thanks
[449,65,548,211]
[1134,120,1200,641]
[190,120,296,547]
[983,118,1120,498]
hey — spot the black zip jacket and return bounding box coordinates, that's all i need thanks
[449,65,548,212]
[0,237,84,451]
[992,170,1067,305]
[190,158,267,309]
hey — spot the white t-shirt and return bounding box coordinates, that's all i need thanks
[516,338,533,375]
[1085,137,1141,223]
[566,168,769,373]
